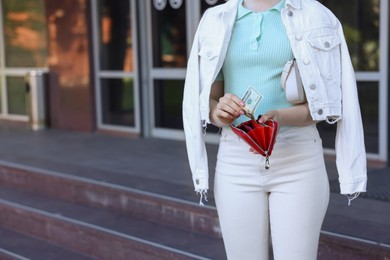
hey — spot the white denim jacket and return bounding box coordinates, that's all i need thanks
[182,0,367,203]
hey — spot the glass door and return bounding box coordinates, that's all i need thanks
[91,0,140,133]
[0,0,48,121]
[146,0,226,141]
[146,0,188,140]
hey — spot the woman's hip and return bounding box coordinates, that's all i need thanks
[216,124,326,177]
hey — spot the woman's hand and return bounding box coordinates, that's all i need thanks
[257,111,280,125]
[209,81,245,127]
[212,93,245,127]
[258,103,314,127]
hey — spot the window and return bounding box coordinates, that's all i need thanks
[93,0,140,132]
[151,0,187,68]
[99,0,133,72]
[2,0,47,68]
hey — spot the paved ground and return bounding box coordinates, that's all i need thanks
[0,122,389,247]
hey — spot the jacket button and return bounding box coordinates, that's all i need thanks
[295,34,303,41]
[324,41,330,48]
[309,84,316,90]
[303,58,310,65]
[287,10,293,16]
[318,109,323,115]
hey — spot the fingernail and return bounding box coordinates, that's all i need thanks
[240,101,245,106]
[239,110,244,115]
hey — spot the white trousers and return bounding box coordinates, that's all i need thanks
[214,125,330,260]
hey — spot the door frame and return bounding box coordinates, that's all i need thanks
[90,0,141,134]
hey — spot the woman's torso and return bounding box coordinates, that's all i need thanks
[218,0,294,125]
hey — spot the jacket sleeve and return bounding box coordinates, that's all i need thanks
[335,20,367,195]
[182,15,210,200]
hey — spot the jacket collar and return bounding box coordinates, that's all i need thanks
[209,0,301,37]
[222,0,241,14]
[285,0,301,10]
[219,0,241,35]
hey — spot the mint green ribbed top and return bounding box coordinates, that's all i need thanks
[216,0,294,125]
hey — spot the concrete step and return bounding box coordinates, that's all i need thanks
[0,186,225,260]
[0,227,93,260]
[1,162,390,259]
[0,161,221,238]
[0,246,28,260]
[318,232,390,260]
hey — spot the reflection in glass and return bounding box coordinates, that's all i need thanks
[153,78,220,132]
[317,81,379,154]
[357,81,379,154]
[151,0,187,68]
[2,0,47,67]
[154,80,184,129]
[320,0,379,71]
[98,0,133,72]
[101,78,135,126]
[6,76,26,115]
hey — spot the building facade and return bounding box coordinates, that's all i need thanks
[0,0,388,164]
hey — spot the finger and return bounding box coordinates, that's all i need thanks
[217,101,240,117]
[220,95,245,115]
[225,93,245,107]
[258,113,273,124]
[249,147,259,154]
[216,109,234,120]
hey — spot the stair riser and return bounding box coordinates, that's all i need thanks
[0,251,23,260]
[7,166,388,260]
[2,201,389,260]
[0,203,197,260]
[0,164,221,238]
[318,234,390,260]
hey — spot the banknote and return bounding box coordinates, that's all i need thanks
[242,86,262,120]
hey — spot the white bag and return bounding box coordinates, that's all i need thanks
[281,59,306,105]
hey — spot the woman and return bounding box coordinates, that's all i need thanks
[182,0,367,259]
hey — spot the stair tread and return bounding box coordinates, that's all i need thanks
[0,227,94,260]
[0,157,210,204]
[0,128,218,204]
[0,186,225,259]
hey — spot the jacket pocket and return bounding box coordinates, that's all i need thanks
[307,32,341,79]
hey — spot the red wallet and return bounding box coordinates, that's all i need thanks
[230,116,278,169]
